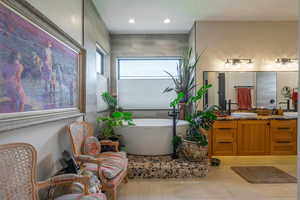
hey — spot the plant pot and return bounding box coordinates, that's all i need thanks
[108,135,120,141]
[179,102,186,120]
[180,139,208,162]
[98,135,121,152]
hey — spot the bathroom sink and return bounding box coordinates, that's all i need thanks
[283,112,298,118]
[231,112,258,118]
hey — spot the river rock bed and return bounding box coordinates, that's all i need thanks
[128,155,209,179]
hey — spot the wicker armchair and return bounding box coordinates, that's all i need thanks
[67,122,128,200]
[0,143,106,200]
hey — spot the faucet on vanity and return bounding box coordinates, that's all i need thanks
[226,99,238,115]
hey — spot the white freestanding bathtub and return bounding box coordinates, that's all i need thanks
[115,118,189,155]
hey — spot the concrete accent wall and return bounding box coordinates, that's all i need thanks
[110,34,188,118]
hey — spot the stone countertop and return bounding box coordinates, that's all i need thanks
[216,115,297,121]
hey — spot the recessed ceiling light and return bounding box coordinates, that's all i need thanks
[164,18,171,24]
[128,18,135,24]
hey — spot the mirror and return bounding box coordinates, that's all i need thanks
[204,71,298,111]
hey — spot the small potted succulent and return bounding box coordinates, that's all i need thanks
[172,84,218,161]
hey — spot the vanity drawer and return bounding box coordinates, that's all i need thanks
[271,120,296,129]
[213,127,236,140]
[214,120,237,129]
[270,141,296,155]
[212,122,237,155]
[270,120,296,141]
[270,120,297,155]
[271,128,294,141]
[213,140,237,155]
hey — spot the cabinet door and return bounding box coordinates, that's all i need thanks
[270,120,297,155]
[237,120,270,155]
[213,121,237,155]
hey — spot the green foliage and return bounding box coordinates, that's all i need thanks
[164,48,204,102]
[170,92,185,107]
[188,84,212,104]
[96,111,135,139]
[185,85,218,146]
[101,92,118,112]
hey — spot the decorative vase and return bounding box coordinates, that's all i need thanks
[180,139,208,162]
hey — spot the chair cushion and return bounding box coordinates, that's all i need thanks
[83,136,101,156]
[85,156,128,180]
[99,151,127,159]
[55,193,106,200]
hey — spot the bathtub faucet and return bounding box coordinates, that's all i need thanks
[168,106,180,159]
[168,106,179,118]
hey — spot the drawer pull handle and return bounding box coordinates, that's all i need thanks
[276,141,291,144]
[218,141,232,144]
[277,127,290,130]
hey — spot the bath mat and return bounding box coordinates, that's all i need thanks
[231,166,297,184]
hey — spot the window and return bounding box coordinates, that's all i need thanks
[119,59,179,79]
[96,48,104,75]
[96,44,108,112]
[118,58,180,109]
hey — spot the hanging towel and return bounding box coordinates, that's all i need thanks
[237,88,252,110]
[292,90,298,104]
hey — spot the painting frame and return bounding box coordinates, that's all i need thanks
[0,0,86,132]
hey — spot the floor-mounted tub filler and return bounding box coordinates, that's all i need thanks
[115,118,189,155]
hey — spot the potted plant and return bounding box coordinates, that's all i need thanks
[101,92,120,114]
[164,48,203,119]
[97,92,134,141]
[96,111,134,141]
[172,84,218,161]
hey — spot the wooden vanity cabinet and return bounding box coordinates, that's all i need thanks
[210,119,297,156]
[237,120,270,155]
[212,121,237,155]
[270,120,297,155]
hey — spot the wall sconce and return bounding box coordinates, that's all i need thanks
[225,58,253,66]
[275,58,298,65]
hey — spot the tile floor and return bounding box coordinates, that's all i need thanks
[119,156,297,200]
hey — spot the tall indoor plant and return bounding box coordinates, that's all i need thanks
[164,48,203,119]
[172,84,218,161]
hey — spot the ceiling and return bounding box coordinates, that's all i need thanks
[93,0,298,34]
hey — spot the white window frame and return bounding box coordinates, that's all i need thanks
[96,43,106,76]
[117,57,181,110]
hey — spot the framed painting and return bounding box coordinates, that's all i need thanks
[0,0,86,132]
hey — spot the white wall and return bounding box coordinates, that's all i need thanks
[0,117,81,178]
[0,0,84,181]
[26,0,83,45]
[192,21,298,108]
[0,0,111,184]
[84,0,111,126]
